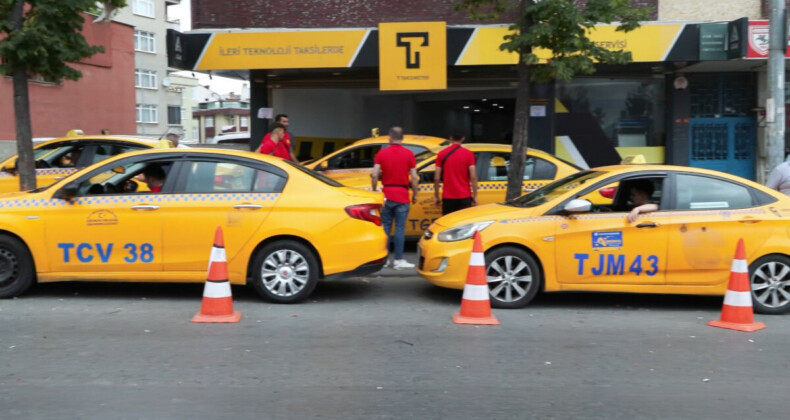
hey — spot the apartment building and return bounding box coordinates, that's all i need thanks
[114,0,183,137]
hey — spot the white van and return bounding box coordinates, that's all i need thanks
[209,132,251,145]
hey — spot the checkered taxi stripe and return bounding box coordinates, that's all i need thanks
[408,182,545,192]
[0,168,78,178]
[0,193,280,208]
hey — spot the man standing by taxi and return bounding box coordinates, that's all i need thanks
[259,123,292,160]
[371,127,419,270]
[434,134,477,215]
[259,114,299,163]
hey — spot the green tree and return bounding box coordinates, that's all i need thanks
[456,0,650,200]
[0,0,126,190]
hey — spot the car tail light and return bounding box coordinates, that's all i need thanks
[598,186,617,199]
[345,203,382,226]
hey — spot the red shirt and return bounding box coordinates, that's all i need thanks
[259,132,292,159]
[149,185,162,193]
[374,143,416,203]
[436,144,475,199]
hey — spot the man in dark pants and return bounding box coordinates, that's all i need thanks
[434,134,477,215]
[370,126,419,270]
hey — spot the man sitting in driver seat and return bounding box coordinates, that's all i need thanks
[626,179,658,223]
[142,165,166,193]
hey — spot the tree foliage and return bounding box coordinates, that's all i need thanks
[456,0,652,199]
[0,0,126,190]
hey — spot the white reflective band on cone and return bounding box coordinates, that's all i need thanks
[469,252,485,267]
[210,247,227,262]
[462,284,490,301]
[730,259,748,273]
[203,281,232,298]
[723,290,753,307]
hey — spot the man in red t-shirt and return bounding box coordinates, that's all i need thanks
[143,164,166,193]
[259,123,292,160]
[371,126,419,270]
[434,134,477,215]
[259,114,299,162]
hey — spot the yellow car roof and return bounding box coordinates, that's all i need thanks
[34,135,164,148]
[351,135,446,147]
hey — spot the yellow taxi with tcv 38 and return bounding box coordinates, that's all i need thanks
[418,165,790,314]
[0,148,387,303]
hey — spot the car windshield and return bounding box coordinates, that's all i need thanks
[283,160,343,187]
[505,170,605,208]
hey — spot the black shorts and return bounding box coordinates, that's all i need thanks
[442,197,473,215]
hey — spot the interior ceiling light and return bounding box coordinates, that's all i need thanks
[481,98,487,102]
[474,109,481,112]
[463,105,470,109]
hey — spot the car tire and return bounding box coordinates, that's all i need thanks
[485,246,541,309]
[251,240,319,304]
[749,254,790,315]
[0,235,35,299]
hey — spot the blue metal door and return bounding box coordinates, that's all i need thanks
[689,117,755,180]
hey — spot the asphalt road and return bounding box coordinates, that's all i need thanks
[2,248,788,419]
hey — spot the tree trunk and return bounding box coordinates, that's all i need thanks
[11,0,36,191]
[506,0,533,201]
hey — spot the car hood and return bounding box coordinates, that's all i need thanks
[431,203,538,229]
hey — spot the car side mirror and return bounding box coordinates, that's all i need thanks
[55,183,79,201]
[562,199,592,213]
[1,159,18,174]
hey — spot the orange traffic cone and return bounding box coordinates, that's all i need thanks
[453,231,500,325]
[708,238,765,332]
[192,226,242,323]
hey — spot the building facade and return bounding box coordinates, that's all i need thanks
[114,0,183,137]
[176,0,781,181]
[0,16,136,156]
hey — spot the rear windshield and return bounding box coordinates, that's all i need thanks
[283,160,343,187]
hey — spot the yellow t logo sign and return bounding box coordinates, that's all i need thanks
[396,32,429,69]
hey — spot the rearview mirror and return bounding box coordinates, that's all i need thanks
[563,199,592,213]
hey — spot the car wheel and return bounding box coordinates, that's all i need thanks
[485,246,541,309]
[0,235,35,299]
[750,254,790,315]
[251,240,319,303]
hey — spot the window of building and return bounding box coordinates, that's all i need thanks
[137,104,158,124]
[135,69,157,89]
[192,123,199,141]
[556,78,665,148]
[168,106,182,125]
[241,116,248,128]
[205,116,214,128]
[132,0,155,18]
[134,30,156,53]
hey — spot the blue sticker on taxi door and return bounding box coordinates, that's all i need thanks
[592,231,623,248]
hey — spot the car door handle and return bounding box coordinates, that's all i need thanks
[636,222,657,228]
[738,217,760,224]
[131,205,160,211]
[54,176,65,180]
[233,204,262,210]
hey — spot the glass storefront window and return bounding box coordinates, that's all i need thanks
[556,78,665,147]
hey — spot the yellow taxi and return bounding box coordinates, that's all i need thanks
[303,135,446,181]
[341,144,580,238]
[418,165,790,314]
[0,135,169,193]
[0,148,387,303]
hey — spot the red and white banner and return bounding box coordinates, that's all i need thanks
[746,20,790,58]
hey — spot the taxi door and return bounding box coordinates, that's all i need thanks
[553,178,668,286]
[405,162,442,238]
[44,168,163,273]
[664,173,777,286]
[160,159,280,272]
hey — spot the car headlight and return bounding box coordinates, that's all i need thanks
[437,221,494,242]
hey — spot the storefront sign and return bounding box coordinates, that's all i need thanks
[378,22,447,91]
[194,30,369,70]
[699,23,727,60]
[746,19,790,58]
[727,17,748,59]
